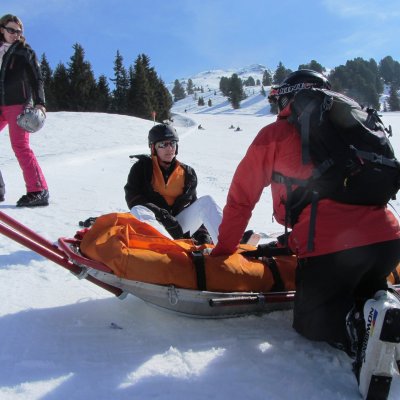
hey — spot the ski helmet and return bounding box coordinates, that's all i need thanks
[148,124,179,154]
[268,69,331,111]
[16,107,46,133]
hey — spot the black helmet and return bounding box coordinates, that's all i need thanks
[148,124,179,146]
[268,69,331,111]
[148,124,179,155]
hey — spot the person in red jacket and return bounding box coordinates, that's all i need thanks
[211,70,400,398]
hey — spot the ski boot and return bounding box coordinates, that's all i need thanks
[356,290,400,400]
[16,190,49,207]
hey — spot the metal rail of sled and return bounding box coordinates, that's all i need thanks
[57,238,295,318]
[1,211,398,318]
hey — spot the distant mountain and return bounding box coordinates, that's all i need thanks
[168,64,268,91]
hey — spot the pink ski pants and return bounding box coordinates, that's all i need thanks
[0,104,48,192]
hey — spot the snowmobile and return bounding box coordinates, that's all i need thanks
[0,210,398,319]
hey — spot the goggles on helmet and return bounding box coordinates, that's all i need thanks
[268,82,320,104]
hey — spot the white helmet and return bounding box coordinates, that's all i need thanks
[17,107,46,133]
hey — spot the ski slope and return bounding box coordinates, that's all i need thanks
[0,100,399,399]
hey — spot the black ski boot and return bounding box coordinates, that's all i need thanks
[16,190,49,207]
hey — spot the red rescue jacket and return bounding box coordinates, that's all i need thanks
[213,107,400,258]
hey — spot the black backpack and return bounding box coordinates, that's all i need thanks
[272,88,400,250]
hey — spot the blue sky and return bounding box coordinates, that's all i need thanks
[2,0,399,84]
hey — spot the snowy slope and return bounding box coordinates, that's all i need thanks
[169,64,272,116]
[0,102,399,399]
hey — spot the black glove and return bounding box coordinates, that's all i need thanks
[155,209,184,239]
[242,243,293,258]
[78,217,97,228]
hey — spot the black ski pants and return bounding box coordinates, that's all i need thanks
[292,239,400,347]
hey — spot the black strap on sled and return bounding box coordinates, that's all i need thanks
[266,257,286,292]
[192,251,207,291]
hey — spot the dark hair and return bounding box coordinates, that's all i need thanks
[0,14,25,44]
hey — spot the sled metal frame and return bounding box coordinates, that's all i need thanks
[0,211,398,318]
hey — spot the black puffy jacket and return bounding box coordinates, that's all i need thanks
[124,154,198,216]
[0,40,45,106]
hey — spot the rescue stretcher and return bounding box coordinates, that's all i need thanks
[0,211,398,319]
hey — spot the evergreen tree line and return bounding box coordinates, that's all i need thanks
[40,43,172,122]
[172,56,400,112]
[247,57,400,112]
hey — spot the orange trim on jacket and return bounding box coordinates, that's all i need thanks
[151,156,185,206]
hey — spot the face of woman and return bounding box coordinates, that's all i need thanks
[154,140,177,166]
[1,21,23,44]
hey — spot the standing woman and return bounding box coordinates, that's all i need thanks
[0,14,49,207]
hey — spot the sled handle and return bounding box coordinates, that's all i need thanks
[0,211,123,297]
[209,291,295,307]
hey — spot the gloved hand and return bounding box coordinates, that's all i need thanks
[241,242,293,258]
[155,209,184,239]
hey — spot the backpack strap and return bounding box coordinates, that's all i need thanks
[350,146,400,168]
[295,91,333,165]
[272,171,319,252]
[272,172,309,244]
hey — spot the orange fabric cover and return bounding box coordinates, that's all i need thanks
[80,213,297,293]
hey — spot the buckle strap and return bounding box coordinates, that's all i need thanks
[272,171,308,187]
[192,251,206,291]
[350,146,400,168]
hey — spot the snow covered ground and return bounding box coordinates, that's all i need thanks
[0,98,399,399]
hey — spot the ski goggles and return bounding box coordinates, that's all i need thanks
[2,26,23,35]
[268,82,322,104]
[156,140,177,149]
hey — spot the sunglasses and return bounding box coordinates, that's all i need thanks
[2,26,23,35]
[156,140,177,149]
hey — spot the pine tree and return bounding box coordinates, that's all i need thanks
[228,73,246,109]
[95,75,111,112]
[40,53,56,111]
[388,84,400,111]
[110,50,129,114]
[329,57,381,109]
[172,79,185,101]
[198,96,205,106]
[262,70,272,86]
[128,54,153,119]
[208,98,212,107]
[379,56,400,85]
[273,62,292,84]
[139,54,172,121]
[187,79,194,95]
[67,43,98,111]
[52,62,70,111]
[152,78,173,121]
[219,77,230,96]
[244,76,255,87]
[298,60,325,73]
